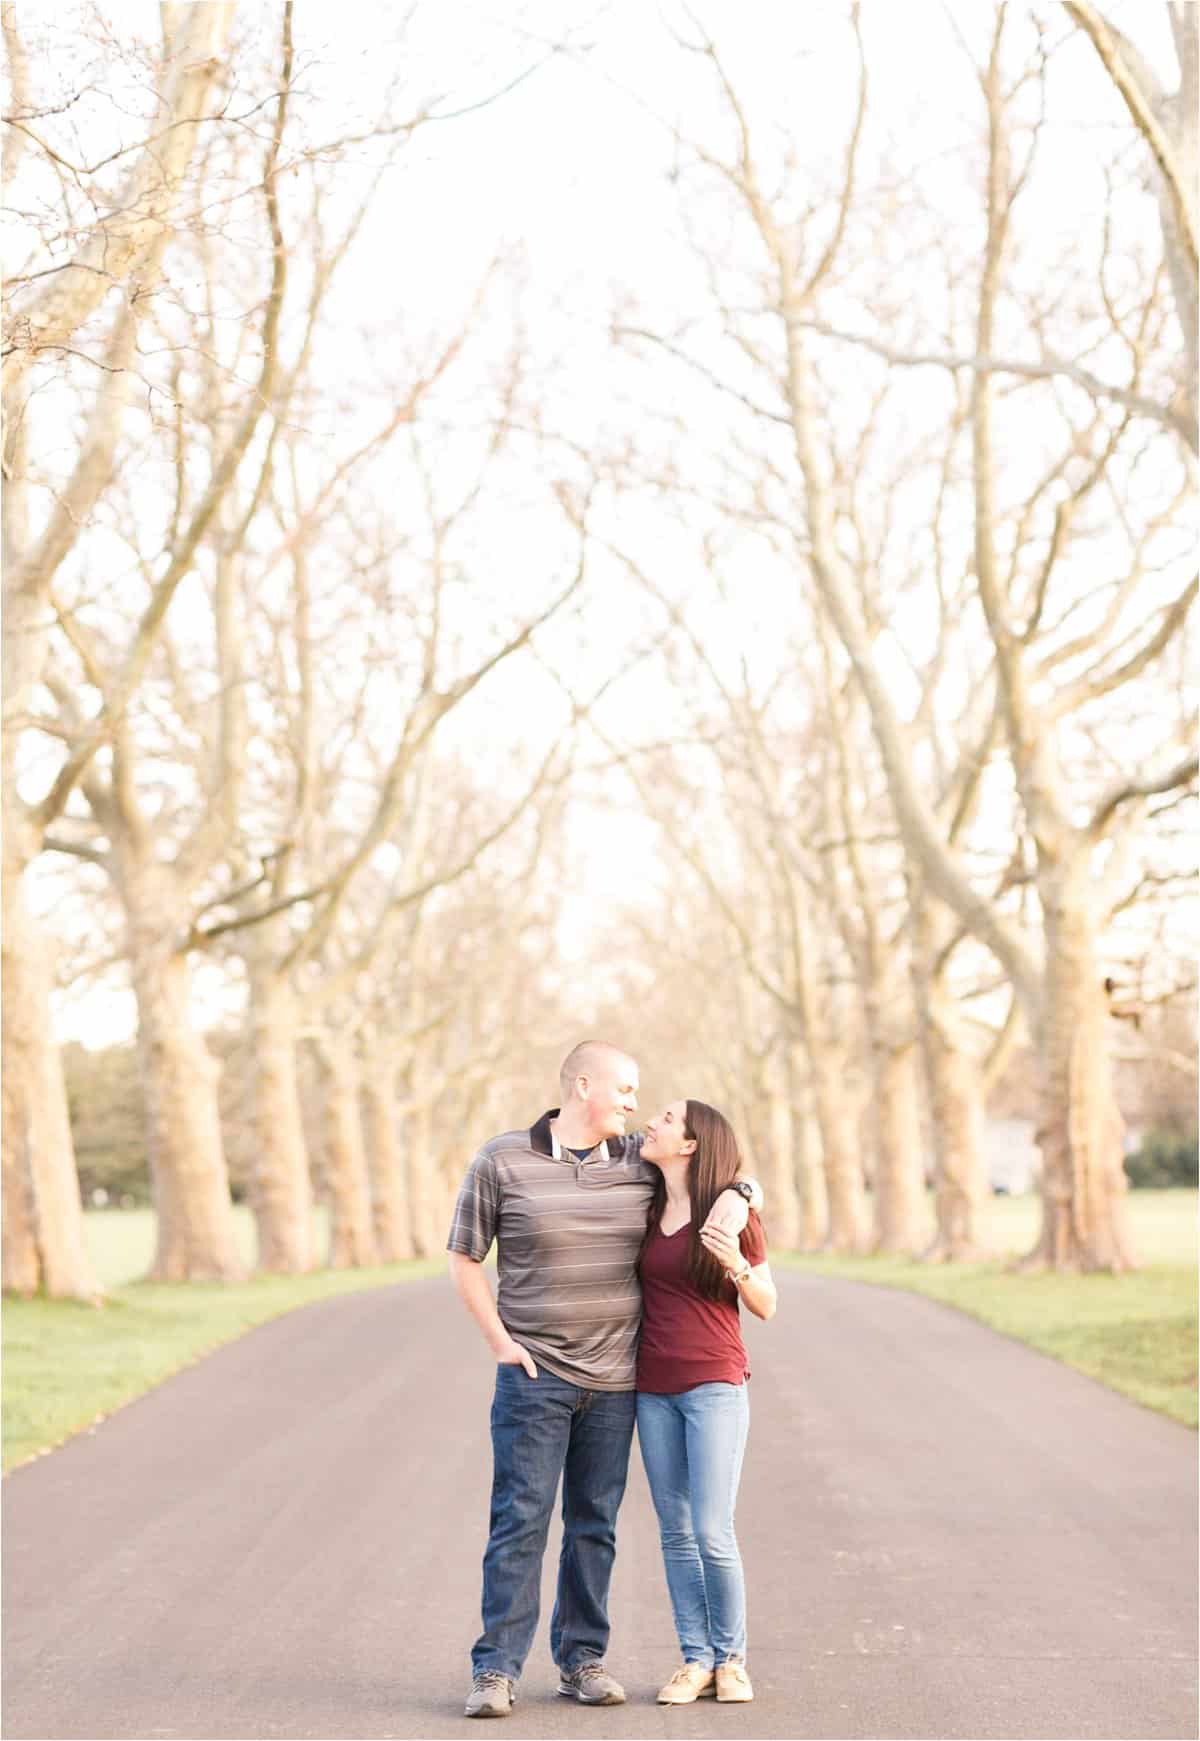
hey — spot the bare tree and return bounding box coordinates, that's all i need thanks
[2,3,235,1296]
[618,6,1195,1270]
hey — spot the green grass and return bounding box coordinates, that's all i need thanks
[3,1207,444,1473]
[4,1194,1196,1474]
[778,1189,1198,1430]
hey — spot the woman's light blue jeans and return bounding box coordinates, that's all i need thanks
[635,1383,750,1666]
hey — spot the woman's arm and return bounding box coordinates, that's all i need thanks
[730,1260,776,1322]
[697,1226,777,1320]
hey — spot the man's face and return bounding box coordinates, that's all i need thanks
[578,1053,639,1139]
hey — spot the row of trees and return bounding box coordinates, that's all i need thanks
[3,4,599,1292]
[585,1,1197,1267]
[2,2,1195,1298]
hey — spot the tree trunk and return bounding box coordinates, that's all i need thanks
[404,1079,441,1258]
[1,508,99,1299]
[1,849,100,1298]
[908,891,990,1260]
[806,1043,871,1253]
[125,906,242,1281]
[916,964,990,1261]
[922,1024,989,1261]
[319,1033,376,1269]
[792,1098,828,1252]
[787,1045,828,1248]
[247,963,314,1273]
[867,1015,929,1256]
[1025,862,1135,1271]
[362,1045,414,1262]
[1,1037,40,1296]
[762,1054,801,1250]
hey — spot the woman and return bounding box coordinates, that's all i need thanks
[636,1099,777,1706]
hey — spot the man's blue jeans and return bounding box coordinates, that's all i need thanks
[472,1363,636,1681]
[636,1383,750,1666]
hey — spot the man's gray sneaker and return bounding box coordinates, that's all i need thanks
[465,1673,515,1718]
[557,1661,627,1705]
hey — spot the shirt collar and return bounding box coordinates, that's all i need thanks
[530,1108,614,1163]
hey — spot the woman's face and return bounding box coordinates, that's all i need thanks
[641,1099,696,1164]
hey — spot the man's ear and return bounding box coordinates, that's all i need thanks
[574,1074,590,1102]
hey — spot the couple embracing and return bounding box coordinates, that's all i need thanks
[447,1040,778,1717]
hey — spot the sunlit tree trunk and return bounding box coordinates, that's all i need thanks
[762,1043,801,1249]
[1026,861,1135,1271]
[866,1015,928,1256]
[1,416,98,1297]
[922,1020,989,1262]
[1,848,98,1298]
[806,1044,871,1254]
[788,1059,828,1251]
[363,1039,413,1262]
[403,1036,441,1257]
[318,1030,376,1268]
[120,872,242,1281]
[247,959,314,1273]
[910,897,990,1260]
[1,1027,40,1295]
[786,884,870,1253]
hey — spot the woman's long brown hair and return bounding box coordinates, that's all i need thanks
[638,1099,762,1302]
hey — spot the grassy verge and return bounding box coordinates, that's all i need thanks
[5,1194,1195,1472]
[778,1189,1198,1430]
[4,1208,444,1473]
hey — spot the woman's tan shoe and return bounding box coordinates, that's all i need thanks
[716,1659,754,1702]
[657,1664,717,1704]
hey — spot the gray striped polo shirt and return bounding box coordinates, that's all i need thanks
[446,1109,654,1391]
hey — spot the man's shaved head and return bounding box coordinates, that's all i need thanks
[559,1041,636,1101]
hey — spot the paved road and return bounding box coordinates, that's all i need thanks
[4,1272,1196,1740]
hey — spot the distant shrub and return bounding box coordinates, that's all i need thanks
[63,1042,151,1203]
[1124,1129,1199,1190]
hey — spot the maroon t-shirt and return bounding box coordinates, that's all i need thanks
[636,1215,767,1394]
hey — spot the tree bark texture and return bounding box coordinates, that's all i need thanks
[806,1045,871,1254]
[1,853,98,1298]
[319,1034,376,1269]
[868,1033,929,1255]
[404,1082,441,1259]
[1026,865,1136,1271]
[763,1062,801,1250]
[362,1046,414,1263]
[118,857,242,1281]
[790,1075,829,1252]
[247,964,314,1273]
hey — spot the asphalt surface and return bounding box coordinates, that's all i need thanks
[4,1271,1196,1741]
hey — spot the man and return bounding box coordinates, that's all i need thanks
[447,1040,762,1718]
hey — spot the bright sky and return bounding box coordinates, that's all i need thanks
[13,0,1193,1045]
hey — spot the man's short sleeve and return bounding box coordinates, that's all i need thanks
[446,1146,499,1261]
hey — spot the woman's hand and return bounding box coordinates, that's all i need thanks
[699,1223,745,1274]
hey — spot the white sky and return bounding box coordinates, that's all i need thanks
[11,0,1193,1045]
